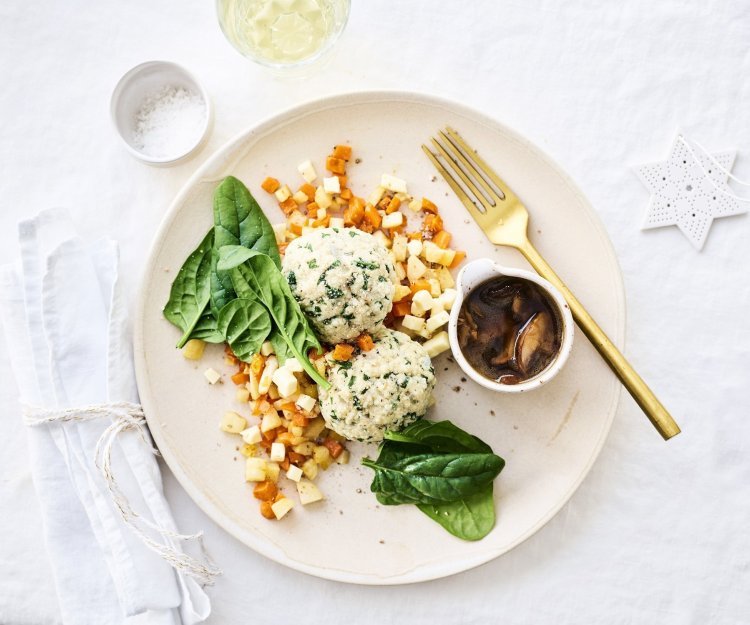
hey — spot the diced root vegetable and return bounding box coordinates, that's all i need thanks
[261,177,281,193]
[333,144,352,160]
[402,315,426,332]
[272,367,298,397]
[406,255,427,282]
[286,464,303,482]
[264,462,280,482]
[381,173,407,193]
[393,284,412,302]
[331,343,355,361]
[204,368,221,384]
[423,331,451,358]
[261,411,282,432]
[411,289,433,316]
[241,425,262,444]
[245,457,267,482]
[220,411,247,434]
[236,387,250,403]
[302,458,318,480]
[381,211,403,229]
[336,449,351,465]
[297,479,324,505]
[304,417,327,440]
[270,442,286,462]
[271,497,294,519]
[421,197,438,213]
[182,339,206,360]
[297,160,317,183]
[274,185,291,202]
[426,310,450,333]
[323,176,341,194]
[253,480,278,501]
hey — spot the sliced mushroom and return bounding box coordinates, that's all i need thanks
[514,312,555,375]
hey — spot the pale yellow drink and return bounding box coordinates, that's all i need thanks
[217,0,350,66]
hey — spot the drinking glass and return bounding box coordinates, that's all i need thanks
[216,0,351,69]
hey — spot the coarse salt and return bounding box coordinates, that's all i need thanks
[131,85,206,158]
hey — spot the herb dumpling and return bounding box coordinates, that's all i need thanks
[320,329,436,443]
[282,227,396,344]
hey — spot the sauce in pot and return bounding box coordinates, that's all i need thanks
[456,276,563,385]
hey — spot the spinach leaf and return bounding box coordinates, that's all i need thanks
[417,485,495,541]
[384,420,492,454]
[216,298,272,361]
[363,419,504,540]
[210,176,281,314]
[217,245,329,389]
[163,229,215,348]
[190,310,224,344]
[361,451,504,505]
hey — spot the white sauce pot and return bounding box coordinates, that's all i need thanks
[448,258,575,393]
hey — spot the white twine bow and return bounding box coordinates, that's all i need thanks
[23,401,222,586]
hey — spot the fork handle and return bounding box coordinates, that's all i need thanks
[518,240,680,440]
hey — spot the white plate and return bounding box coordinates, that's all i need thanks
[134,91,624,585]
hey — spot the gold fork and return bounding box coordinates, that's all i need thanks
[423,127,680,440]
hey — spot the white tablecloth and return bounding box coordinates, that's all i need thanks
[2,1,749,623]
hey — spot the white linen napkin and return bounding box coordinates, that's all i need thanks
[0,209,218,625]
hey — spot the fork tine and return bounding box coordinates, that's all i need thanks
[429,138,496,214]
[437,130,500,204]
[445,126,518,203]
[421,145,492,227]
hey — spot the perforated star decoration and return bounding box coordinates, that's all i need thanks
[635,133,746,250]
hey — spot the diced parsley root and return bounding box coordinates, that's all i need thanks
[220,411,247,433]
[271,496,294,519]
[182,339,206,360]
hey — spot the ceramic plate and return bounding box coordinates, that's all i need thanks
[134,91,624,585]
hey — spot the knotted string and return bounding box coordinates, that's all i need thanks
[678,135,750,203]
[23,401,222,586]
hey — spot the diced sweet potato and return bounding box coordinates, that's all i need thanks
[333,145,352,160]
[253,480,278,502]
[312,214,330,228]
[326,156,346,175]
[356,333,375,351]
[433,230,452,249]
[331,343,355,361]
[260,500,275,519]
[288,451,306,466]
[410,280,431,294]
[292,413,310,427]
[323,438,344,459]
[423,213,443,233]
[392,300,411,317]
[299,183,316,201]
[337,175,347,188]
[340,188,353,200]
[279,197,298,215]
[344,202,364,227]
[261,177,280,193]
[407,231,423,241]
[231,372,249,385]
[363,203,381,229]
[421,198,438,213]
[386,196,401,214]
[449,250,466,268]
[250,353,265,376]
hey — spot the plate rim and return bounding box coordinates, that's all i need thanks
[133,89,625,585]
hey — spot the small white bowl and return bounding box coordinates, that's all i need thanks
[110,61,212,166]
[448,258,574,393]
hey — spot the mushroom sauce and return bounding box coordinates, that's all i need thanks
[457,276,562,385]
